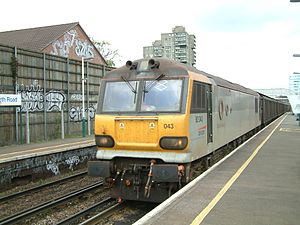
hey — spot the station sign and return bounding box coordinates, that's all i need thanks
[0,94,22,106]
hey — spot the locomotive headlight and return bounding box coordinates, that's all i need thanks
[95,135,115,147]
[159,137,188,150]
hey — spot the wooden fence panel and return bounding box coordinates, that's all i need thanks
[0,43,110,146]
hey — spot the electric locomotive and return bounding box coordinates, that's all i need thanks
[88,58,265,202]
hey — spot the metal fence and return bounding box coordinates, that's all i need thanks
[0,43,111,146]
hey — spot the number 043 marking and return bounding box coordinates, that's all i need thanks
[163,124,174,129]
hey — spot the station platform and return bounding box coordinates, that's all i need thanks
[134,114,300,225]
[0,136,95,164]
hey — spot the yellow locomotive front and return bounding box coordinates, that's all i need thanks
[88,59,193,202]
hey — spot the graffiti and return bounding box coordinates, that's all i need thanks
[69,105,96,121]
[69,106,82,121]
[16,80,97,123]
[46,91,65,111]
[17,80,44,111]
[64,30,77,48]
[50,29,95,59]
[17,80,65,112]
[51,30,77,57]
[82,155,88,161]
[65,156,80,170]
[75,39,94,58]
[70,93,82,101]
[51,41,63,57]
[46,161,60,175]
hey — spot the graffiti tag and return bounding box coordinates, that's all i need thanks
[70,94,82,101]
[65,156,80,170]
[50,29,95,59]
[69,105,96,121]
[17,80,65,112]
[46,161,60,175]
[46,91,65,111]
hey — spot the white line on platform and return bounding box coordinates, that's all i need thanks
[133,115,286,225]
[190,115,286,225]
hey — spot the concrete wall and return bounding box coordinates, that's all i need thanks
[0,146,97,188]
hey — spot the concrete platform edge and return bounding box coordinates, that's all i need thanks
[0,140,95,164]
[133,115,284,225]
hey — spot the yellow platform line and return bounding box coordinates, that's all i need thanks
[190,115,286,225]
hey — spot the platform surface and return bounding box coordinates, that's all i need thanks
[134,114,300,225]
[0,136,95,163]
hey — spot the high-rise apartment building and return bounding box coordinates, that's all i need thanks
[289,73,300,95]
[143,26,196,66]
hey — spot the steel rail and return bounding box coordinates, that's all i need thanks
[79,201,123,225]
[0,181,103,225]
[0,171,88,202]
[56,197,116,225]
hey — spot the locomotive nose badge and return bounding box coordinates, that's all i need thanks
[149,122,155,129]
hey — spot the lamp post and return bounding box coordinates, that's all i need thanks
[292,54,300,125]
[81,56,93,137]
[81,57,86,137]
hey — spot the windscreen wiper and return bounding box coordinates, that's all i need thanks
[143,74,165,93]
[121,76,136,94]
[121,76,137,103]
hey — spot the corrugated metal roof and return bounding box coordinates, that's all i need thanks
[0,22,78,51]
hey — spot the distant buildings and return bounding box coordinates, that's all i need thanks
[255,74,300,100]
[254,88,294,105]
[255,88,296,98]
[143,26,196,66]
[289,73,300,95]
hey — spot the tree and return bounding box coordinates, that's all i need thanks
[92,39,120,67]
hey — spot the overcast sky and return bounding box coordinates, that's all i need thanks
[0,0,300,89]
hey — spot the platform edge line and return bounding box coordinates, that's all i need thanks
[133,114,285,225]
[190,115,286,225]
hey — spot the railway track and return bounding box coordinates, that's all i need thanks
[0,171,88,202]
[0,181,104,225]
[57,197,122,225]
[0,142,247,225]
[57,200,157,225]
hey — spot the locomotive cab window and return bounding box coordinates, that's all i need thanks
[191,81,207,113]
[99,78,184,113]
[142,79,183,112]
[102,81,138,112]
